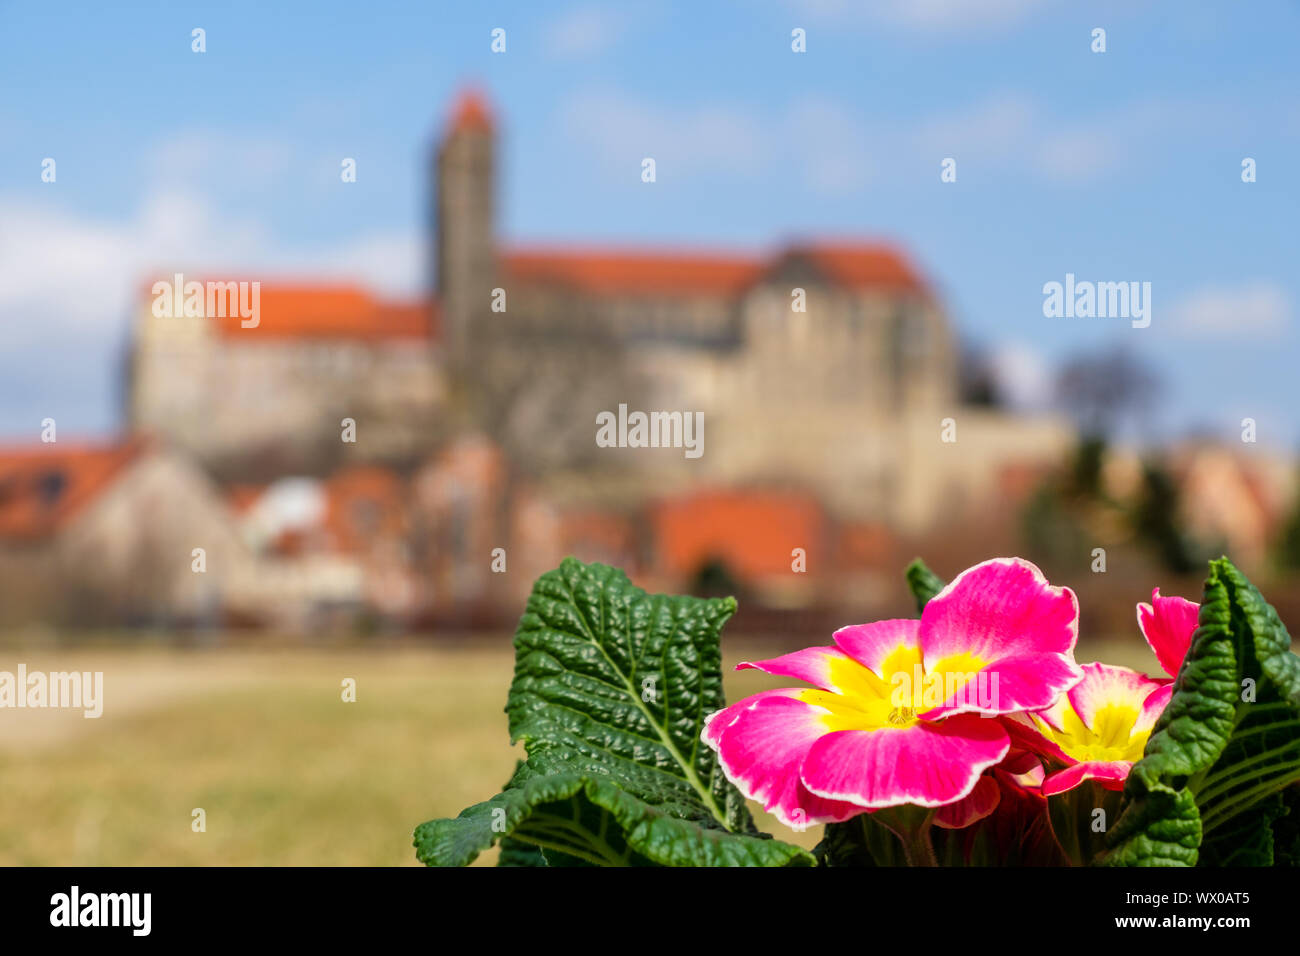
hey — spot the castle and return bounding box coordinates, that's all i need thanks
[127,90,1070,538]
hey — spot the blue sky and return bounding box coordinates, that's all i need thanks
[1,0,1297,446]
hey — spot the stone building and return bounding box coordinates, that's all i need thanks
[432,91,1066,531]
[128,285,443,479]
[127,88,1071,539]
[0,438,253,626]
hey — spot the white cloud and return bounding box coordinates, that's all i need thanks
[913,92,1035,163]
[918,93,1204,183]
[989,341,1053,410]
[785,96,875,194]
[315,232,423,297]
[150,129,294,187]
[787,0,1048,32]
[559,90,768,181]
[1170,281,1292,338]
[1034,127,1122,182]
[543,6,631,59]
[559,87,1193,194]
[0,190,422,436]
[873,0,1047,30]
[1031,99,1196,183]
[560,89,876,193]
[0,189,421,351]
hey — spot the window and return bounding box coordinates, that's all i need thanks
[36,470,66,507]
[889,305,928,408]
[351,498,381,536]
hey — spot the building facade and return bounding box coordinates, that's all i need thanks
[128,89,1069,537]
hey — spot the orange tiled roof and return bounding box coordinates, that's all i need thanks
[503,241,927,298]
[187,284,434,341]
[651,488,823,580]
[504,247,765,297]
[0,439,147,541]
[784,242,926,293]
[833,521,897,571]
[225,483,267,515]
[324,466,408,554]
[449,89,493,133]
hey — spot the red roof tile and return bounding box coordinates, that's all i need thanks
[448,89,494,133]
[651,489,823,580]
[324,466,408,554]
[0,439,147,541]
[503,241,928,299]
[165,283,435,341]
[504,247,764,297]
[784,242,926,293]
[225,483,266,515]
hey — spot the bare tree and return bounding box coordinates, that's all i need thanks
[1055,345,1160,439]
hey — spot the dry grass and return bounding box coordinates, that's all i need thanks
[0,635,1152,865]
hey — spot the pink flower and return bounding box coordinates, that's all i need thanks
[1137,588,1199,678]
[701,558,1083,826]
[933,750,1042,830]
[1008,662,1172,796]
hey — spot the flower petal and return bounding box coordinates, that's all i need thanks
[1002,712,1073,765]
[918,558,1082,718]
[1066,661,1168,733]
[1137,588,1199,678]
[736,646,860,694]
[705,691,866,827]
[1138,682,1174,733]
[934,774,1002,829]
[1041,760,1132,796]
[1009,663,1169,774]
[831,618,921,677]
[800,713,1009,809]
[701,688,799,748]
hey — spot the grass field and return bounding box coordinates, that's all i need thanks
[0,637,1156,866]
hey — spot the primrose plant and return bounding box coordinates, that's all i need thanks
[415,556,1300,866]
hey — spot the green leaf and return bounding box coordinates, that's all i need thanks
[1103,558,1300,866]
[1271,785,1300,867]
[494,763,549,866]
[1198,792,1284,866]
[1101,785,1201,867]
[815,813,907,867]
[484,765,598,866]
[497,836,549,866]
[1191,562,1300,837]
[415,558,814,867]
[904,559,946,613]
[416,770,808,867]
[506,558,752,830]
[1046,781,1123,866]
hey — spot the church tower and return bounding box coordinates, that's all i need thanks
[435,90,497,372]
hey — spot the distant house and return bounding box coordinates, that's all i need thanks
[1171,443,1297,570]
[0,438,250,626]
[230,466,416,628]
[646,488,825,607]
[410,436,508,614]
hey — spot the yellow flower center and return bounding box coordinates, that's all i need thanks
[887,706,916,727]
[798,644,989,733]
[1034,703,1148,763]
